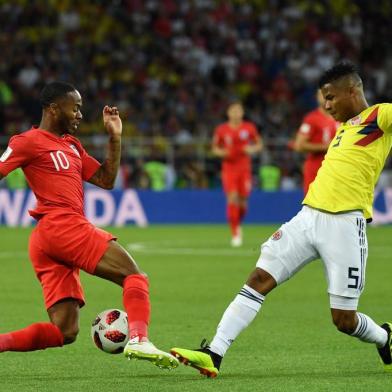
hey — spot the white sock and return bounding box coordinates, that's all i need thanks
[209,284,265,357]
[351,312,387,347]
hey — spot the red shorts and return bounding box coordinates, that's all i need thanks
[29,212,116,309]
[221,170,252,197]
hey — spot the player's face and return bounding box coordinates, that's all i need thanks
[227,104,244,122]
[320,83,355,123]
[56,90,83,134]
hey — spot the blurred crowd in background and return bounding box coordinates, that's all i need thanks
[0,0,391,191]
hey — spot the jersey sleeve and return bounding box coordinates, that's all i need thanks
[0,134,34,176]
[82,152,101,181]
[249,122,260,141]
[213,125,224,146]
[378,104,392,135]
[72,138,101,181]
[298,114,316,138]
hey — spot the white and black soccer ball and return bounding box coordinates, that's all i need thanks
[91,309,129,354]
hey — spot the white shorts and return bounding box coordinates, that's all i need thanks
[256,206,367,310]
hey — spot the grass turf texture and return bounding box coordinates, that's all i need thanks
[0,224,392,392]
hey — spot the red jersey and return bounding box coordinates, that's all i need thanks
[213,121,259,172]
[297,108,338,169]
[0,127,100,219]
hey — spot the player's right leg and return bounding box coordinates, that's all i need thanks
[94,240,179,370]
[0,227,80,353]
[171,267,275,377]
[222,171,242,246]
[226,191,242,247]
[172,207,319,377]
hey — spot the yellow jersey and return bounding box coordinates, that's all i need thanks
[303,103,392,219]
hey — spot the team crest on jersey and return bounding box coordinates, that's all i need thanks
[69,144,80,157]
[349,116,361,126]
[271,230,282,241]
[0,146,13,162]
[239,130,249,140]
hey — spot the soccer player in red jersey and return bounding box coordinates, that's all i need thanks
[0,82,178,369]
[294,90,338,194]
[212,102,262,246]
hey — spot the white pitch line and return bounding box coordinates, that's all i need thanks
[127,242,257,257]
[126,243,392,258]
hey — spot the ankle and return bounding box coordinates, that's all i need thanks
[207,348,222,369]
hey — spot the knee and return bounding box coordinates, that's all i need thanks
[246,268,276,295]
[227,193,239,204]
[121,271,148,287]
[332,311,357,334]
[61,326,80,345]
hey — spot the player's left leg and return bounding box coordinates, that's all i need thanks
[238,196,248,223]
[238,170,252,224]
[317,211,391,371]
[94,240,179,370]
[329,305,391,370]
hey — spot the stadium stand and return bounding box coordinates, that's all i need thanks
[0,0,391,189]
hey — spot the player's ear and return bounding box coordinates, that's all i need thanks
[48,102,60,116]
[348,85,357,98]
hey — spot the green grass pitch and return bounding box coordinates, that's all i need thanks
[1,224,392,391]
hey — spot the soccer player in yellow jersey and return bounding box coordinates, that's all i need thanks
[171,62,392,377]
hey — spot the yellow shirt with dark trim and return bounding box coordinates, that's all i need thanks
[303,103,392,219]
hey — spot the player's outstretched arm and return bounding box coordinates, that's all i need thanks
[88,106,122,189]
[212,145,228,158]
[294,132,329,153]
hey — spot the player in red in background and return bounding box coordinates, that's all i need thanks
[294,90,338,194]
[0,82,178,370]
[212,102,262,247]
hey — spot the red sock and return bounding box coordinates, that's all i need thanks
[0,322,63,352]
[123,274,150,341]
[227,203,240,237]
[239,205,247,222]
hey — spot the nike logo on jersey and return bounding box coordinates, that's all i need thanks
[69,144,80,157]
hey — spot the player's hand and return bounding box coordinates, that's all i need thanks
[244,145,255,155]
[103,106,122,137]
[212,146,229,158]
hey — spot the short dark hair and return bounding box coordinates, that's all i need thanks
[39,81,76,108]
[318,61,360,88]
[227,101,243,108]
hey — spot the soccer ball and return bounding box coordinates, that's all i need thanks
[91,309,129,354]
